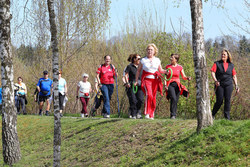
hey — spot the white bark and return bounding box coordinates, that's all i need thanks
[0,0,21,165]
[47,0,61,166]
[190,0,213,132]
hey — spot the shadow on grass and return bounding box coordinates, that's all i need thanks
[133,132,197,167]
[64,119,122,139]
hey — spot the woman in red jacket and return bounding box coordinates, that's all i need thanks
[134,44,167,120]
[210,49,239,120]
[164,54,191,119]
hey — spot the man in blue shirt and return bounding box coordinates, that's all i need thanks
[36,71,53,116]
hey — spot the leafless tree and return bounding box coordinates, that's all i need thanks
[190,0,213,132]
[47,0,60,166]
[0,0,21,165]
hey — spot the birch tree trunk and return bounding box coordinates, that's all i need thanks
[190,0,213,132]
[0,0,21,165]
[47,0,60,166]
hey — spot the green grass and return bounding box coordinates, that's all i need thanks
[0,116,249,166]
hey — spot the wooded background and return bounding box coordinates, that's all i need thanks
[10,0,250,120]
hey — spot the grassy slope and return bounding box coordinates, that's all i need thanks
[0,116,249,167]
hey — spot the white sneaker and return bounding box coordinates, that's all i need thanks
[81,114,84,118]
[145,114,149,119]
[149,117,154,120]
[106,115,110,118]
[129,115,132,118]
[132,116,136,119]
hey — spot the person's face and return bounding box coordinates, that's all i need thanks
[105,56,111,65]
[83,76,88,81]
[221,51,228,62]
[44,73,48,78]
[147,46,155,57]
[170,55,177,64]
[134,56,141,65]
[18,78,22,83]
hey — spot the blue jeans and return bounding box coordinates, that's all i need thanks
[100,84,114,115]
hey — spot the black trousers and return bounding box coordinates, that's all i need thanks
[94,95,104,112]
[126,86,144,117]
[15,96,26,114]
[168,82,180,117]
[59,93,65,110]
[212,84,233,119]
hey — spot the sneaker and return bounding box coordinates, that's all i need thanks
[212,116,215,120]
[129,115,132,119]
[103,113,107,118]
[132,116,136,119]
[149,117,154,120]
[106,115,110,118]
[60,113,63,117]
[137,114,143,119]
[39,111,42,116]
[85,114,89,118]
[45,111,49,116]
[81,114,84,118]
[171,116,176,119]
[145,114,150,119]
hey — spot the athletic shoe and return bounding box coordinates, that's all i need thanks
[45,111,49,116]
[81,114,84,118]
[129,115,132,118]
[60,113,63,117]
[85,114,89,117]
[145,114,150,119]
[106,115,110,118]
[103,113,107,118]
[39,111,42,116]
[132,116,136,119]
[137,114,143,119]
[149,117,154,120]
[171,116,176,119]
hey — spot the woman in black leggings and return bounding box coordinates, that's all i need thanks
[124,54,144,119]
[210,49,240,120]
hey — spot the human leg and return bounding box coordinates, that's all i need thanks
[168,82,179,118]
[212,86,224,117]
[223,84,233,120]
[101,84,110,116]
[127,87,137,117]
[19,96,26,114]
[143,79,154,117]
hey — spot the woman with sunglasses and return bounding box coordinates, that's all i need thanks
[124,54,144,119]
[135,44,167,120]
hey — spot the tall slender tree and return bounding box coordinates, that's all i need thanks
[47,0,60,166]
[0,0,21,165]
[190,0,213,132]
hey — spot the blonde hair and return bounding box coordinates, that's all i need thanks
[222,49,232,63]
[146,43,158,56]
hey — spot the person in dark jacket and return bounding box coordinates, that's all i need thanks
[210,49,240,120]
[124,54,144,119]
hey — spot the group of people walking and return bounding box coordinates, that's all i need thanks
[11,44,239,120]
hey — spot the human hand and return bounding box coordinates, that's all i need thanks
[215,81,220,87]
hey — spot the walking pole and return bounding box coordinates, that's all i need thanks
[185,80,190,119]
[115,70,120,117]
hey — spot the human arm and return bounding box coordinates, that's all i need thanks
[211,71,220,87]
[158,64,167,74]
[180,69,191,81]
[64,82,68,95]
[96,73,102,88]
[124,73,130,88]
[233,75,240,93]
[134,63,142,86]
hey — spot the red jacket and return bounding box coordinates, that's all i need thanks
[141,70,163,96]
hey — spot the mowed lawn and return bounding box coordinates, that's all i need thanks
[0,115,249,166]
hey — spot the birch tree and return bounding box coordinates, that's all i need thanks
[47,0,60,166]
[0,0,21,165]
[190,0,213,132]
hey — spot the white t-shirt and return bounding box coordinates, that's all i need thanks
[58,78,66,95]
[78,81,91,97]
[141,57,161,79]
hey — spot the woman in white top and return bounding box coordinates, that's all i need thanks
[135,44,167,120]
[76,73,92,117]
[14,77,27,115]
[58,70,67,117]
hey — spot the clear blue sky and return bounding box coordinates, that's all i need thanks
[107,0,249,40]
